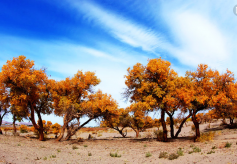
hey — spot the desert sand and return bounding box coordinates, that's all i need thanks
[0,121,237,164]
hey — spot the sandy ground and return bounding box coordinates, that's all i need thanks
[0,121,237,164]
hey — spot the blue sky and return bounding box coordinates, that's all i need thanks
[1,0,237,126]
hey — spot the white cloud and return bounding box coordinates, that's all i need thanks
[160,4,232,72]
[69,0,164,52]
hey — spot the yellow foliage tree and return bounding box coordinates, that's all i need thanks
[51,123,61,138]
[0,79,10,134]
[124,58,177,141]
[1,56,55,141]
[101,108,130,138]
[128,102,154,138]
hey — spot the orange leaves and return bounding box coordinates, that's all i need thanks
[81,90,118,118]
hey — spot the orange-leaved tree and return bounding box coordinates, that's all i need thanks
[0,77,10,134]
[185,64,217,139]
[51,123,61,138]
[212,70,237,125]
[1,56,54,141]
[128,102,154,138]
[0,78,10,134]
[53,71,101,141]
[124,58,177,141]
[100,108,131,138]
[63,90,119,140]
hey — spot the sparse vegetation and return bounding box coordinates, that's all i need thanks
[225,142,232,148]
[110,152,121,157]
[72,145,78,150]
[84,145,88,147]
[168,153,179,160]
[159,151,168,159]
[177,148,184,156]
[145,152,152,157]
[20,125,28,133]
[88,152,92,156]
[207,150,215,154]
[192,146,201,153]
[196,132,215,142]
[51,155,56,158]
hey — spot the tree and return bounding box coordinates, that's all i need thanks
[124,58,177,141]
[1,56,54,141]
[0,79,10,134]
[128,102,154,138]
[101,108,130,138]
[51,123,61,138]
[53,70,101,141]
[63,90,119,140]
[185,64,217,139]
[212,70,237,126]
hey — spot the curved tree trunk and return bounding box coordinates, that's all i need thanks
[161,109,168,142]
[174,113,192,138]
[36,111,45,141]
[57,114,69,141]
[0,117,2,135]
[192,112,200,140]
[64,118,93,141]
[119,128,127,138]
[57,125,66,141]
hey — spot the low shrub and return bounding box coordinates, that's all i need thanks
[207,150,215,154]
[20,125,28,133]
[196,131,215,142]
[110,152,121,157]
[145,152,152,158]
[154,130,163,141]
[177,148,184,156]
[225,142,232,148]
[193,146,201,153]
[159,151,168,159]
[72,145,78,150]
[168,153,179,160]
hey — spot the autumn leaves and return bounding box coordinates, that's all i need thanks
[0,56,236,142]
[124,58,237,141]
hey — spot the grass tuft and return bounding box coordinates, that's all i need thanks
[159,151,168,158]
[110,152,121,157]
[225,142,232,148]
[145,152,152,158]
[72,145,78,150]
[168,153,179,160]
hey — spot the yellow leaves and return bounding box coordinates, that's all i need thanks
[81,90,118,117]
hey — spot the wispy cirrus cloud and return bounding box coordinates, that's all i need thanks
[158,1,235,73]
[69,0,165,53]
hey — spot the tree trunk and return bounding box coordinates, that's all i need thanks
[135,130,139,138]
[38,128,45,141]
[166,113,174,138]
[64,118,93,141]
[115,127,127,138]
[160,109,168,142]
[57,124,66,141]
[36,110,45,141]
[174,113,192,138]
[13,115,16,134]
[229,117,234,125]
[192,113,200,139]
[0,117,2,135]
